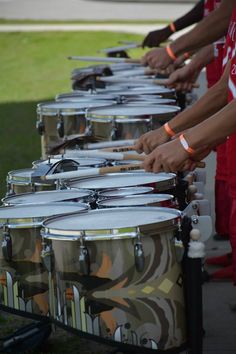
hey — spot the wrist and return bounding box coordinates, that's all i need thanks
[166,44,177,61]
[164,122,176,138]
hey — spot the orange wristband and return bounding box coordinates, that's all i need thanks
[169,22,176,33]
[179,134,195,155]
[166,45,177,61]
[164,122,176,138]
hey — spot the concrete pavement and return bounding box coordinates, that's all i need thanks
[0,0,192,21]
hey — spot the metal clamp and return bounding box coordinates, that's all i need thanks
[56,113,64,138]
[2,225,12,261]
[36,120,45,135]
[79,232,90,275]
[41,242,55,273]
[110,120,117,141]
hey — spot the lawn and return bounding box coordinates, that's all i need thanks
[0,30,144,198]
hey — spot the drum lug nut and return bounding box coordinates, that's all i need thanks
[79,245,90,275]
[111,127,117,141]
[57,117,64,138]
[36,120,45,135]
[1,225,12,262]
[134,241,145,273]
[41,243,55,272]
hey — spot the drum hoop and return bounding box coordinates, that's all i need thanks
[97,193,174,208]
[0,203,88,228]
[2,189,94,205]
[98,186,154,198]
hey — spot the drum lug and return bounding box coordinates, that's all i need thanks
[41,243,55,273]
[1,226,12,262]
[85,123,92,137]
[134,239,145,273]
[111,126,117,141]
[6,183,14,197]
[147,120,153,131]
[79,245,90,275]
[36,120,45,135]
[57,115,64,138]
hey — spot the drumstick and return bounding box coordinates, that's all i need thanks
[49,137,136,155]
[42,163,144,181]
[67,56,142,64]
[60,149,145,161]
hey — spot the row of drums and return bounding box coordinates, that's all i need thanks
[36,85,180,159]
[0,63,200,353]
[1,165,191,352]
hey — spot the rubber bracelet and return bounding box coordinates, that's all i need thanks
[179,134,195,155]
[166,45,177,61]
[169,22,176,33]
[183,52,190,60]
[164,122,176,138]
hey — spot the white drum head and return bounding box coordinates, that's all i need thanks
[98,186,154,198]
[98,194,173,207]
[43,207,180,233]
[37,101,113,115]
[87,105,180,118]
[68,172,176,190]
[0,202,87,221]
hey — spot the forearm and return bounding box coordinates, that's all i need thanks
[190,44,215,70]
[185,99,236,148]
[173,0,205,31]
[171,0,234,56]
[169,63,229,132]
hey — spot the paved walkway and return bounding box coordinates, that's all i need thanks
[0,0,192,21]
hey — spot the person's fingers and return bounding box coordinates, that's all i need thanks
[133,142,144,154]
[143,155,155,172]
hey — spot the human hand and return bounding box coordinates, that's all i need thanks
[134,127,170,155]
[142,27,172,48]
[166,64,200,92]
[141,47,173,70]
[143,138,210,173]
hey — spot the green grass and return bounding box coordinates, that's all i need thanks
[0,31,144,198]
[0,18,168,24]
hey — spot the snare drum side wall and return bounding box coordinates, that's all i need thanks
[0,227,49,317]
[40,113,86,157]
[48,230,186,351]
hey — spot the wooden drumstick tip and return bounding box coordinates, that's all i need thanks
[190,229,201,241]
[188,184,198,194]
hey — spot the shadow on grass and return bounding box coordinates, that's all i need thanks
[0,100,43,199]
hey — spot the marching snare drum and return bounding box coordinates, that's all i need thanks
[67,172,176,194]
[97,193,175,209]
[0,202,88,318]
[41,207,186,351]
[6,168,56,196]
[2,189,95,207]
[36,101,114,158]
[86,105,180,141]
